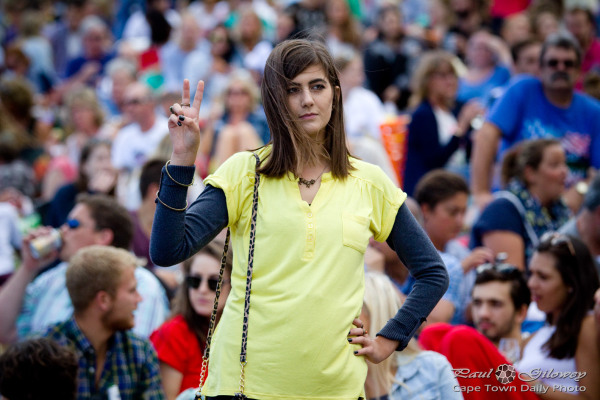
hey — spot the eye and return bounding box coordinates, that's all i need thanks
[286,87,299,94]
[311,84,326,91]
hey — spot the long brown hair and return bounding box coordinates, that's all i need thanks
[171,239,232,346]
[258,39,353,179]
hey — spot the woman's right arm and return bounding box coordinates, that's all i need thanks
[150,80,229,266]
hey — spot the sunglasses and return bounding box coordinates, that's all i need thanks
[65,219,80,229]
[544,59,576,69]
[540,232,576,256]
[185,275,229,291]
[476,262,519,275]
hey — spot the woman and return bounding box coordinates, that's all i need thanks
[456,29,511,104]
[404,50,483,196]
[471,139,571,271]
[411,170,494,325]
[199,71,269,171]
[44,138,117,227]
[516,233,600,399]
[150,239,232,399]
[151,39,448,399]
[362,271,461,400]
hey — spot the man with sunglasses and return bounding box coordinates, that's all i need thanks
[0,194,169,345]
[471,32,600,213]
[471,261,531,347]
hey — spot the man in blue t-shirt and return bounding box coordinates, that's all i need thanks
[471,32,600,211]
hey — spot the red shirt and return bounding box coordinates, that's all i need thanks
[150,315,205,393]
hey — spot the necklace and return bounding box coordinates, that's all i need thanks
[298,166,327,189]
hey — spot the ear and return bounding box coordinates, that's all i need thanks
[515,304,528,324]
[421,204,432,221]
[146,182,159,199]
[95,228,114,246]
[523,165,536,186]
[96,290,113,312]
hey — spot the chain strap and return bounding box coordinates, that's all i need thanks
[196,153,261,400]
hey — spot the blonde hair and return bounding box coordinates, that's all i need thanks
[408,50,459,108]
[66,245,138,313]
[363,271,421,398]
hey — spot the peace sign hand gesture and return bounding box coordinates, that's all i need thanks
[168,79,205,166]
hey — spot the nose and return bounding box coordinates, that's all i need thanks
[300,89,314,108]
[478,303,491,318]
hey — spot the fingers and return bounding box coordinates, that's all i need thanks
[352,318,363,328]
[182,79,190,105]
[192,80,204,111]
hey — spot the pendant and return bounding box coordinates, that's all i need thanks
[298,177,316,188]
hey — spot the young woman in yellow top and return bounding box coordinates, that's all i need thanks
[151,39,448,400]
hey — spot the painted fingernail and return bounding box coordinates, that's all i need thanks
[178,115,185,121]
[177,121,182,126]
[347,338,352,343]
[353,351,358,355]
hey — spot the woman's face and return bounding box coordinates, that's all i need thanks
[188,253,231,317]
[71,104,97,132]
[422,192,468,248]
[339,57,364,90]
[286,64,335,140]
[427,63,458,103]
[225,83,252,113]
[82,144,112,178]
[326,0,350,26]
[526,144,568,203]
[466,32,495,68]
[528,251,569,318]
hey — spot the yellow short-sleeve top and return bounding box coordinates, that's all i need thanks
[202,147,406,400]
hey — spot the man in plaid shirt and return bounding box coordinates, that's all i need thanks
[44,245,165,400]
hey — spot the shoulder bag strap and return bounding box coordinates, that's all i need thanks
[197,152,261,400]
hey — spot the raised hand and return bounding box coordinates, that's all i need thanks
[168,79,205,166]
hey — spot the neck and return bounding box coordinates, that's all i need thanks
[74,313,113,356]
[528,187,552,208]
[428,95,450,110]
[138,200,156,236]
[543,87,573,108]
[138,114,156,132]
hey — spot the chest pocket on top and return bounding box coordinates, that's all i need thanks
[342,212,371,253]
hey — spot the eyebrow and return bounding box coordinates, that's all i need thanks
[289,78,328,86]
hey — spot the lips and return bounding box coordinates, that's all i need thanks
[300,113,317,119]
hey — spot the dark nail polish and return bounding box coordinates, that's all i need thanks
[177,121,182,126]
[353,351,358,355]
[347,338,352,343]
[178,115,185,121]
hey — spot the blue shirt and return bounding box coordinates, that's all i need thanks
[488,77,600,183]
[44,316,165,400]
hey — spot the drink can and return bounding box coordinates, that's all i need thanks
[29,229,62,259]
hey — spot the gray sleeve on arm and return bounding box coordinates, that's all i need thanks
[150,164,228,266]
[378,202,449,350]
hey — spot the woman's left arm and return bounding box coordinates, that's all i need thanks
[353,203,449,363]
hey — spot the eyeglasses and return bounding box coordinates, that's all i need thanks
[544,59,577,69]
[185,275,230,291]
[123,98,145,106]
[227,89,249,96]
[539,232,576,256]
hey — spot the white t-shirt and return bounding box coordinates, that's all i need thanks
[0,203,21,276]
[111,115,169,171]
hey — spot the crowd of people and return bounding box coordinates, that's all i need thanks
[1,0,600,399]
